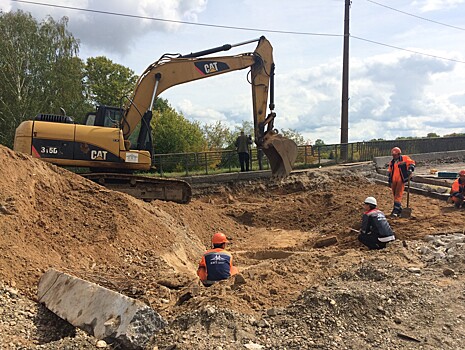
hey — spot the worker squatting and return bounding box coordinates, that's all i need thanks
[196,147,464,286]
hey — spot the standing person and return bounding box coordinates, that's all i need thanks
[449,170,465,208]
[358,197,396,250]
[388,147,415,217]
[235,131,252,172]
[197,232,239,287]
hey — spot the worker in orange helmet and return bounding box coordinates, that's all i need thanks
[449,170,465,209]
[197,232,238,286]
[388,147,415,217]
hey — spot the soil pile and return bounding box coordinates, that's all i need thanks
[0,144,464,349]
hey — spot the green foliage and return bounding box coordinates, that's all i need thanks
[85,56,137,107]
[314,139,325,146]
[369,138,385,141]
[0,11,88,147]
[281,128,306,146]
[202,121,233,150]
[444,132,465,137]
[154,98,172,114]
[151,98,206,154]
[395,136,418,140]
[230,121,254,148]
[426,132,440,138]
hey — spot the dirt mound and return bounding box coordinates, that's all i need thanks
[0,145,240,301]
[1,144,465,349]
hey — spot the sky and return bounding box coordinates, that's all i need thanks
[1,0,465,145]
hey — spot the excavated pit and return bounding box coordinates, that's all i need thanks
[238,250,294,260]
[2,145,465,349]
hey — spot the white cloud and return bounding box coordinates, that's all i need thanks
[3,0,465,144]
[270,51,464,144]
[8,0,207,54]
[0,0,12,12]
[412,0,465,12]
[177,99,227,123]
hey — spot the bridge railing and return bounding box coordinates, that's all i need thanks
[150,136,465,176]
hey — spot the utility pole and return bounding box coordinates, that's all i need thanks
[340,0,351,161]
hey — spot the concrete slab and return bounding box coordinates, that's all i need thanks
[374,150,465,169]
[38,269,166,350]
[186,170,272,186]
[370,173,449,200]
[187,162,375,188]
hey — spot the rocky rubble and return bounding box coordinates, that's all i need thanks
[420,233,465,266]
[1,144,465,349]
[0,282,97,349]
[150,253,465,350]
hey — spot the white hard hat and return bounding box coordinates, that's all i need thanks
[364,197,377,206]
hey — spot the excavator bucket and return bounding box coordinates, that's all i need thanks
[262,134,298,178]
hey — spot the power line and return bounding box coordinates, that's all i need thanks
[10,0,342,37]
[352,35,465,63]
[9,0,465,64]
[366,0,465,31]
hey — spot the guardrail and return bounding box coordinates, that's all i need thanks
[150,136,465,177]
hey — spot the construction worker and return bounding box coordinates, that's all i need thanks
[449,170,465,208]
[197,232,238,286]
[388,147,415,217]
[358,197,396,250]
[235,130,253,172]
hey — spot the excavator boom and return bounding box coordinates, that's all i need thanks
[13,36,297,204]
[122,36,297,177]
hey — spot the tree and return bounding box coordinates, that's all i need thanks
[0,11,87,147]
[369,138,385,141]
[444,133,465,137]
[231,121,254,148]
[151,98,206,154]
[85,56,138,107]
[202,121,233,150]
[281,128,306,146]
[314,139,325,146]
[426,132,440,138]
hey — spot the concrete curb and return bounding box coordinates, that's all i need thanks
[38,269,166,350]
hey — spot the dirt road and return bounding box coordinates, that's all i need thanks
[0,145,464,349]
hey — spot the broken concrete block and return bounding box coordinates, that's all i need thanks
[38,269,166,350]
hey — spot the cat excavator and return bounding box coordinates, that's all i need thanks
[14,36,298,204]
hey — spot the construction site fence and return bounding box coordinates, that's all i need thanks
[151,136,465,176]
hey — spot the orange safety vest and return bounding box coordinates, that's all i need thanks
[451,178,465,196]
[388,155,415,184]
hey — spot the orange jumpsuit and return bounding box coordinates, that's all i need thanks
[450,178,465,207]
[388,155,415,214]
[197,248,238,286]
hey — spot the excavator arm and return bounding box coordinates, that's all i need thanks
[122,36,297,177]
[13,36,297,205]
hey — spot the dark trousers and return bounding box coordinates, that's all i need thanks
[238,152,250,172]
[358,233,386,250]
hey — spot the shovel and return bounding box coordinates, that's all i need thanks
[400,177,412,218]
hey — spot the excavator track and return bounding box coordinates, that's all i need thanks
[82,173,192,204]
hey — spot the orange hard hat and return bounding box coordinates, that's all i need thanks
[459,170,465,177]
[391,147,401,155]
[212,232,229,244]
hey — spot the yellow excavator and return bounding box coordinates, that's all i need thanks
[14,36,298,203]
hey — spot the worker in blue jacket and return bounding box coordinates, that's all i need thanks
[359,197,395,250]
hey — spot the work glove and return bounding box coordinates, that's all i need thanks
[453,193,464,200]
